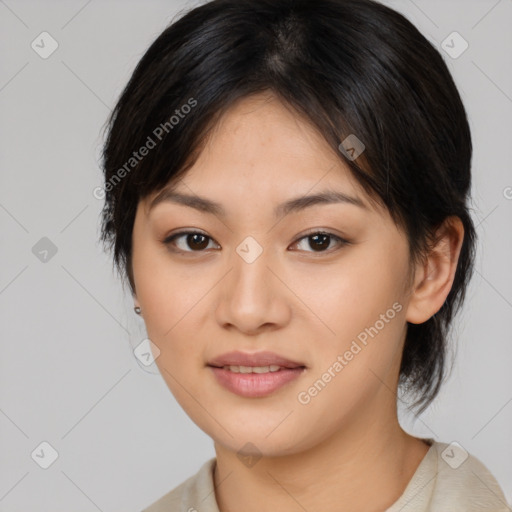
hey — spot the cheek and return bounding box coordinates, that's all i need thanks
[289,259,407,432]
[133,239,206,338]
[134,249,209,401]
[297,245,407,342]
[291,238,409,399]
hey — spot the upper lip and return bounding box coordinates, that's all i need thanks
[207,351,306,369]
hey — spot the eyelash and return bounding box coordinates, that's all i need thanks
[161,229,350,256]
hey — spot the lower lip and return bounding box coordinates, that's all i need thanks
[209,366,306,398]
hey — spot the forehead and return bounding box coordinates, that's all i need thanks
[196,92,340,176]
[144,92,376,215]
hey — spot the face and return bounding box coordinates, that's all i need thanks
[131,92,415,457]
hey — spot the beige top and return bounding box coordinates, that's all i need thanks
[142,440,510,511]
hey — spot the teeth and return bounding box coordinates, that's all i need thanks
[222,365,282,373]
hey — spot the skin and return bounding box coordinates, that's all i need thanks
[131,92,464,511]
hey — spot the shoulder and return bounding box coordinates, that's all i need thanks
[389,439,510,512]
[430,441,509,511]
[141,457,218,512]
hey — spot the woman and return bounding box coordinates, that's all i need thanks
[99,0,509,510]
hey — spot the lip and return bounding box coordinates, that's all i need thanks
[207,350,306,369]
[207,351,307,398]
[209,366,306,398]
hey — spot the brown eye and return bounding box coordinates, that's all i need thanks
[185,233,210,250]
[292,231,349,253]
[163,231,219,253]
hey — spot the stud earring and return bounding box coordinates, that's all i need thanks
[134,306,142,315]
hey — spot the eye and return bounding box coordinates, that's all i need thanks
[290,231,349,253]
[163,230,219,253]
[162,229,350,255]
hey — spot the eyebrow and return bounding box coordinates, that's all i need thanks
[148,187,367,218]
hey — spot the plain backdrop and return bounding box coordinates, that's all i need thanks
[1,0,511,510]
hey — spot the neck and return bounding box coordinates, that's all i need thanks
[212,391,430,512]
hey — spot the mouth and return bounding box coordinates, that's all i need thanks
[208,364,306,373]
[208,365,306,398]
[207,350,307,370]
[206,351,307,398]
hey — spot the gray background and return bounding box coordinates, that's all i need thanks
[1,0,511,510]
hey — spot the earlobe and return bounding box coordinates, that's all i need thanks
[133,293,142,315]
[406,217,465,325]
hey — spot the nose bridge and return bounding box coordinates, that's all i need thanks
[216,233,289,332]
[231,234,273,300]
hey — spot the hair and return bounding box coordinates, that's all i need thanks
[99,0,476,413]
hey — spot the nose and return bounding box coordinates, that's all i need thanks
[215,241,292,335]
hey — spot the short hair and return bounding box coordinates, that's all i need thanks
[99,0,476,413]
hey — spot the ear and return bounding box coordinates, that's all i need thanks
[406,216,465,324]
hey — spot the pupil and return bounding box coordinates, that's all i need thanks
[188,234,208,250]
[310,234,329,251]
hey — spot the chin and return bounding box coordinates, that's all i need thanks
[207,418,316,458]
